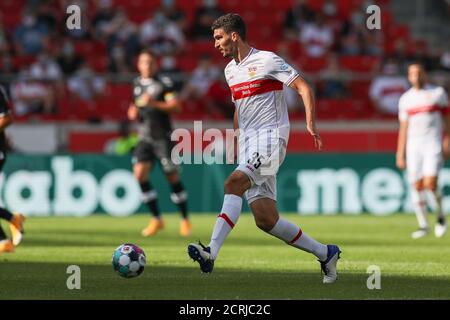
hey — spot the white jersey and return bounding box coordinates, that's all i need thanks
[224,48,300,143]
[399,85,449,142]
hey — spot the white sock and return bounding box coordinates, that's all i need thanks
[411,189,428,229]
[429,189,445,221]
[208,194,242,260]
[268,218,328,261]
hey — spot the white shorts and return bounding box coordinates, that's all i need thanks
[406,139,443,183]
[235,136,287,204]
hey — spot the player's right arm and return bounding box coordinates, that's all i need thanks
[396,120,408,170]
[289,76,322,150]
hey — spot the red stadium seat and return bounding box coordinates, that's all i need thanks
[316,98,374,120]
[95,97,128,120]
[336,0,363,20]
[12,55,37,69]
[339,56,380,73]
[348,80,371,100]
[297,56,329,73]
[176,56,198,72]
[387,24,410,40]
[108,83,132,100]
[74,41,96,56]
[86,56,108,73]
[306,0,325,12]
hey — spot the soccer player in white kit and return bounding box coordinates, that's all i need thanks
[188,14,341,283]
[396,63,449,239]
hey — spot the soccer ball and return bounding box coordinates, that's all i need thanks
[112,243,146,278]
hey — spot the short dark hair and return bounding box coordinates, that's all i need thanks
[138,49,156,58]
[408,60,426,71]
[211,13,247,41]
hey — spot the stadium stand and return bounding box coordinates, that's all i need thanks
[0,0,449,152]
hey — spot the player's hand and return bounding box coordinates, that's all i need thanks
[127,104,138,120]
[396,156,406,170]
[307,124,322,150]
[308,129,322,150]
[311,133,322,150]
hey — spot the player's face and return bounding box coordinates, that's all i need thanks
[408,64,426,88]
[213,28,236,58]
[137,53,157,78]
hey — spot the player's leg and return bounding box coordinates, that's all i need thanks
[0,207,25,247]
[133,141,163,236]
[423,176,447,237]
[208,170,250,257]
[410,179,429,238]
[165,171,191,236]
[248,183,341,283]
[157,139,191,236]
[422,148,446,237]
[0,158,25,247]
[134,160,164,236]
[188,136,283,273]
[187,170,250,273]
[250,198,327,259]
[407,145,429,238]
[0,221,14,253]
[0,212,17,252]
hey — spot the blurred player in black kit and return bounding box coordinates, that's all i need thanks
[0,85,26,253]
[128,50,191,237]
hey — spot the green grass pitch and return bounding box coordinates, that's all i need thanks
[0,214,449,300]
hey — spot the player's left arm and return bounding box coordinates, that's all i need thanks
[289,77,322,150]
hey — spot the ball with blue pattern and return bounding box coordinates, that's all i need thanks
[112,244,146,278]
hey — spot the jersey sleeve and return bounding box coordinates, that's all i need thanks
[437,88,449,109]
[0,86,10,117]
[160,75,177,101]
[265,53,299,86]
[398,95,408,121]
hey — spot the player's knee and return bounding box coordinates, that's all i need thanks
[414,180,425,191]
[224,173,249,195]
[254,215,277,232]
[133,170,145,182]
[165,172,179,184]
[133,168,148,182]
[424,181,437,191]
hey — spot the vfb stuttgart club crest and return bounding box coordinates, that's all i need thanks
[248,66,257,77]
